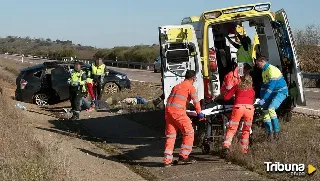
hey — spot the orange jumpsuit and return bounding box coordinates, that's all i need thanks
[164,80,201,164]
[223,85,255,153]
[220,67,240,94]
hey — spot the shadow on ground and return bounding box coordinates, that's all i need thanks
[40,109,219,167]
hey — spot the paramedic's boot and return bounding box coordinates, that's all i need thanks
[177,156,196,165]
[70,111,80,120]
[163,162,173,167]
[266,133,274,142]
[221,147,230,159]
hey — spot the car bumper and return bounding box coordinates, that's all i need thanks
[15,89,34,103]
[118,78,131,89]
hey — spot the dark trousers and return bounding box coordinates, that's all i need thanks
[70,87,82,112]
[93,83,103,100]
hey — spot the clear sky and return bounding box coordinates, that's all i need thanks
[0,0,317,48]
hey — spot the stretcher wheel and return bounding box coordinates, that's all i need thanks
[202,143,211,154]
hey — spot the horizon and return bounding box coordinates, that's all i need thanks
[0,0,318,48]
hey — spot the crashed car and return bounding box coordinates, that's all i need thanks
[15,61,130,106]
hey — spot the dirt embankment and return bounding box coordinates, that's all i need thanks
[0,58,145,181]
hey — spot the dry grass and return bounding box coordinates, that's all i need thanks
[0,58,32,75]
[105,81,163,111]
[225,118,320,180]
[0,81,68,180]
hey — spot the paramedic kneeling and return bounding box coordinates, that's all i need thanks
[222,75,255,155]
[255,56,288,140]
[164,70,204,167]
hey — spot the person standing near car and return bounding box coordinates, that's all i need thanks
[68,62,87,120]
[91,58,109,100]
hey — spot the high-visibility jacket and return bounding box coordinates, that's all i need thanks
[166,80,201,114]
[68,70,86,92]
[220,67,240,94]
[260,62,288,101]
[237,46,253,65]
[91,63,106,76]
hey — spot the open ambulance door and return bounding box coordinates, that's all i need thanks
[274,9,306,106]
[158,25,204,107]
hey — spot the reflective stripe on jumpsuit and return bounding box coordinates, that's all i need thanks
[164,80,201,164]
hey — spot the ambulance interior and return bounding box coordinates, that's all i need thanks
[209,16,282,96]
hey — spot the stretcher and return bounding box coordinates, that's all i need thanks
[186,99,263,154]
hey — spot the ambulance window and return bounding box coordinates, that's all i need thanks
[166,49,189,63]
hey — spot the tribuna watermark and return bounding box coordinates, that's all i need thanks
[264,162,305,176]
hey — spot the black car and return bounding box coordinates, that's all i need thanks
[15,61,131,106]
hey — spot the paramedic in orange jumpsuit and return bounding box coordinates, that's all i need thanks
[222,75,255,155]
[220,62,240,95]
[163,70,205,167]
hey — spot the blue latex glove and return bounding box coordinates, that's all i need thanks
[258,99,265,106]
[198,112,205,119]
[73,81,79,86]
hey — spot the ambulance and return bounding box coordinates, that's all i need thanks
[158,2,306,113]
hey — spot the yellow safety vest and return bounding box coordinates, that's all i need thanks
[91,63,106,75]
[69,70,86,92]
[237,46,253,65]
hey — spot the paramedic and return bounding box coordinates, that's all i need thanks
[255,56,288,140]
[91,58,109,100]
[220,61,240,95]
[164,70,205,167]
[225,31,254,68]
[68,62,87,120]
[222,75,255,155]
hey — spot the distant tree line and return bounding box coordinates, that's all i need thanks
[93,44,159,62]
[0,36,97,59]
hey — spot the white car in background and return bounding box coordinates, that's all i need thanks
[153,56,161,73]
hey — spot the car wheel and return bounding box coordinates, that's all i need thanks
[104,82,119,95]
[33,93,49,106]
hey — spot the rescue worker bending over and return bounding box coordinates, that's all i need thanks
[225,30,254,68]
[164,70,204,167]
[222,75,255,155]
[68,62,87,120]
[256,56,288,140]
[91,58,109,100]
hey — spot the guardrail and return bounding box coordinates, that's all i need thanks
[61,58,155,71]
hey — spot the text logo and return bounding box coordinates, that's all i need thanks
[265,162,317,176]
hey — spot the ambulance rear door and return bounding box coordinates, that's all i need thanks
[275,9,306,106]
[158,25,204,106]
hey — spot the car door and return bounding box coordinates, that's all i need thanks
[274,9,306,106]
[51,66,70,100]
[158,24,204,106]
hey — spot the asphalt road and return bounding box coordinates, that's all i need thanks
[1,54,320,115]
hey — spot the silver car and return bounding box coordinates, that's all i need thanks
[153,56,161,73]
